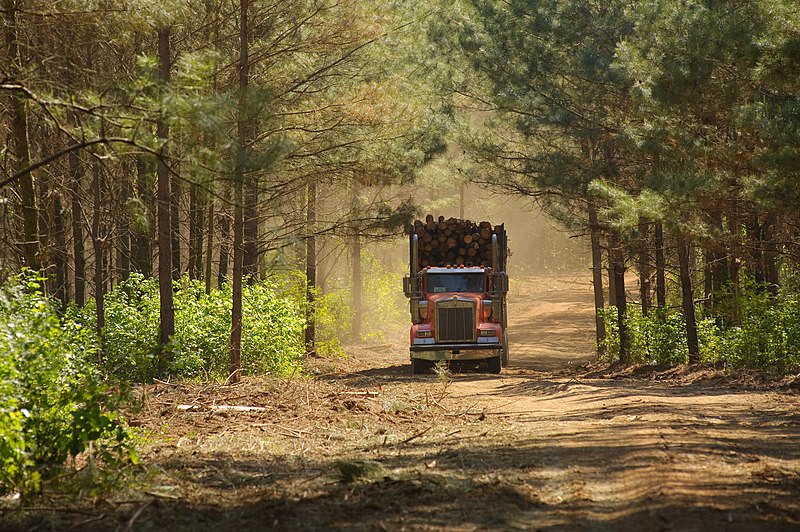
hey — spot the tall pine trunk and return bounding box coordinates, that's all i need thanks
[638,218,651,316]
[205,198,215,294]
[229,0,251,383]
[218,188,230,286]
[156,26,175,373]
[91,159,105,347]
[70,144,85,306]
[170,167,181,280]
[4,0,40,271]
[763,214,780,295]
[351,233,362,341]
[677,236,700,364]
[655,222,666,308]
[588,203,606,355]
[52,189,68,310]
[117,166,131,282]
[609,233,628,363]
[703,212,729,312]
[727,199,741,302]
[607,254,617,308]
[305,180,317,356]
[132,156,153,276]
[188,182,204,280]
[230,180,243,382]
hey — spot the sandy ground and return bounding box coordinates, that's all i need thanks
[3,274,800,531]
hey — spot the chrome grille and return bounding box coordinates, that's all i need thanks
[436,300,476,343]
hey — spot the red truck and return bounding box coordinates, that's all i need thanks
[403,219,509,374]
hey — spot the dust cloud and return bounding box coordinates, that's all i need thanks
[409,183,591,276]
[350,183,593,342]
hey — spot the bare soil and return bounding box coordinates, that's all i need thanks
[3,274,800,531]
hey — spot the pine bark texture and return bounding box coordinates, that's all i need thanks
[229,0,250,383]
[589,204,607,354]
[4,0,40,271]
[677,237,700,363]
[305,180,317,356]
[156,26,175,370]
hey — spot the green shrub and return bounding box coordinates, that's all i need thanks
[699,276,800,372]
[101,274,160,382]
[0,273,132,495]
[628,307,689,365]
[600,305,689,365]
[98,273,305,382]
[241,279,305,373]
[600,272,800,373]
[597,306,620,361]
[269,269,350,357]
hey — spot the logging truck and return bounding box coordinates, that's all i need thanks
[403,216,509,374]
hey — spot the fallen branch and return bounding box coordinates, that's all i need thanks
[125,499,153,532]
[401,426,432,445]
[67,513,106,531]
[177,404,267,412]
[153,378,187,389]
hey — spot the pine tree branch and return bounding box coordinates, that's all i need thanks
[0,137,161,189]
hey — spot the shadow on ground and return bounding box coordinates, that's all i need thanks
[7,409,799,531]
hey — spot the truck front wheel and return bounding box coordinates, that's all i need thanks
[487,356,501,374]
[411,358,433,374]
[501,330,509,367]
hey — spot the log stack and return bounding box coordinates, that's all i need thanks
[407,215,501,269]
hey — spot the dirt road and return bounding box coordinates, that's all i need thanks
[5,275,800,531]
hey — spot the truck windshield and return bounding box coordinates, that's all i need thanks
[427,273,485,293]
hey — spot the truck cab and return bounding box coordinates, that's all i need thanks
[403,225,509,374]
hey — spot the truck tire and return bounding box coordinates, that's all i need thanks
[411,358,432,374]
[501,330,509,367]
[487,356,501,374]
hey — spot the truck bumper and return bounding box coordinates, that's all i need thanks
[410,342,502,361]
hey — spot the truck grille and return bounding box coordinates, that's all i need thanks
[436,300,476,343]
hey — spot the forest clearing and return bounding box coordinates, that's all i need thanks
[3,275,799,531]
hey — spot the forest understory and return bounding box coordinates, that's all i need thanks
[3,275,799,532]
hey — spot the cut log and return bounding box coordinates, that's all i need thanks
[412,215,502,269]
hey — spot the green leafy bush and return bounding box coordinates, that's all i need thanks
[0,273,132,495]
[626,307,689,365]
[241,279,306,373]
[98,273,305,382]
[597,306,620,362]
[699,276,800,372]
[101,274,160,382]
[600,272,800,373]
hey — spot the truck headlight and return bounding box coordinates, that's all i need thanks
[479,329,497,337]
[416,330,432,338]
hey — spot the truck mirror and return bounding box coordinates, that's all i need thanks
[494,272,509,293]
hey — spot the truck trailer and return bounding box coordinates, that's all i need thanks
[403,217,509,374]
